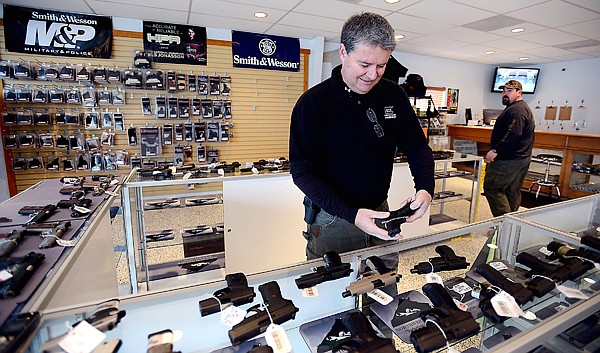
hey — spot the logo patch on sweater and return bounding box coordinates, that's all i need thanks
[384,106,396,119]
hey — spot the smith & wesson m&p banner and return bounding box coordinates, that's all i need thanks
[3,4,113,58]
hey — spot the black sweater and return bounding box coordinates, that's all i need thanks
[289,65,434,224]
[491,100,535,160]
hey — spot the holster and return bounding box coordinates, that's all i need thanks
[303,197,321,224]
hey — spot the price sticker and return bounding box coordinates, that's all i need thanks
[490,291,524,318]
[426,272,444,284]
[489,261,508,271]
[265,324,292,353]
[452,298,468,311]
[451,282,472,295]
[58,320,106,353]
[302,286,319,297]
[367,289,393,305]
[557,285,589,300]
[57,239,76,247]
[538,247,553,256]
[0,270,13,282]
[221,305,246,327]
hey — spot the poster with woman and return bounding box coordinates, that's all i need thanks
[447,88,459,114]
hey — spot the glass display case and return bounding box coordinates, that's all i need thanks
[19,197,600,353]
[570,152,600,194]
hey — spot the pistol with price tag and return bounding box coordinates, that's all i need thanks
[295,251,353,289]
[22,221,71,249]
[228,281,299,346]
[342,256,401,298]
[409,283,480,353]
[331,311,397,353]
[410,245,469,274]
[199,272,256,316]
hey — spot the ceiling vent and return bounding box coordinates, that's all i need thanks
[463,15,524,32]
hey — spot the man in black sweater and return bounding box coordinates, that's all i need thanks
[289,12,434,260]
[484,79,535,217]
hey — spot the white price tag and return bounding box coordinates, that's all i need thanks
[217,169,225,176]
[448,347,461,353]
[73,206,91,214]
[183,172,192,180]
[104,190,117,197]
[451,282,472,295]
[538,247,553,256]
[302,286,319,297]
[265,324,292,353]
[557,285,589,300]
[220,305,247,327]
[57,239,76,247]
[110,179,119,186]
[251,167,259,174]
[489,261,508,271]
[58,320,106,353]
[367,289,393,305]
[426,272,444,284]
[490,291,524,318]
[0,270,13,282]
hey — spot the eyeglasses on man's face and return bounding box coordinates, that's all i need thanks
[366,108,384,138]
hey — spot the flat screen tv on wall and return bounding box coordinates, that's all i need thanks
[491,67,540,94]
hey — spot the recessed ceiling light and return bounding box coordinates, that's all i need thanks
[484,50,496,55]
[254,12,268,18]
[519,56,530,61]
[395,34,405,40]
[386,0,401,3]
[511,28,526,33]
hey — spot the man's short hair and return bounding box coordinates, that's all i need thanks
[341,12,396,53]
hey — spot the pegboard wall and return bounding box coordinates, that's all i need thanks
[0,27,309,194]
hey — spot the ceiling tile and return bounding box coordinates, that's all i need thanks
[190,0,288,24]
[438,26,505,44]
[399,0,496,26]
[386,13,454,35]
[510,0,600,28]
[558,19,600,39]
[214,0,303,11]
[518,28,588,46]
[564,0,600,13]
[269,24,338,40]
[358,0,422,11]
[188,13,272,33]
[403,35,471,50]
[88,0,188,23]
[522,46,575,58]
[293,0,392,20]
[488,22,549,36]
[279,12,345,35]
[95,0,190,12]
[449,0,548,14]
[484,37,545,51]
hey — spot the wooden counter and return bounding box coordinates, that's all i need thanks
[447,125,600,199]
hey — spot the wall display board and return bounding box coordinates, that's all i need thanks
[0,26,309,194]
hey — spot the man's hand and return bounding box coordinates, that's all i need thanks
[485,149,497,163]
[355,208,400,241]
[405,190,432,223]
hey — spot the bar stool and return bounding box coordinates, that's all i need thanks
[529,154,562,199]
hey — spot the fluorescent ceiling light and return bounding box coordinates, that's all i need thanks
[254,12,268,18]
[395,34,405,40]
[519,56,530,61]
[484,50,496,55]
[511,28,526,33]
[386,0,401,3]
